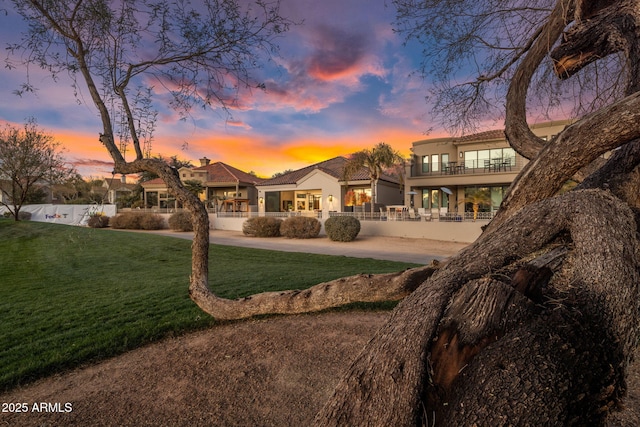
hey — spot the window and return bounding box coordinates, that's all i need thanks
[265,191,280,212]
[422,188,448,209]
[465,148,515,169]
[503,148,516,166]
[464,187,491,212]
[442,153,449,169]
[465,186,508,212]
[422,189,430,209]
[431,189,439,209]
[478,150,490,168]
[431,154,439,172]
[464,151,477,169]
[422,156,429,173]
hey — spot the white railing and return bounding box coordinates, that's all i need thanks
[328,210,494,222]
[117,207,492,222]
[239,211,324,219]
[462,211,495,221]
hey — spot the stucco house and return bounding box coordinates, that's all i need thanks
[405,120,572,219]
[102,176,137,204]
[256,156,403,217]
[141,158,263,211]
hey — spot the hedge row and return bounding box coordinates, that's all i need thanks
[243,215,361,241]
[110,212,166,230]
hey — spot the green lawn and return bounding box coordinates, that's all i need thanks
[0,220,417,391]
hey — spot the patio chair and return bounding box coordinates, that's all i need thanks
[379,207,387,221]
[483,159,492,173]
[418,208,432,221]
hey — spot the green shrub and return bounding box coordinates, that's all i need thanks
[110,212,140,229]
[87,214,110,228]
[110,212,165,230]
[280,216,321,239]
[139,213,166,230]
[324,216,361,242]
[168,211,193,232]
[242,216,282,237]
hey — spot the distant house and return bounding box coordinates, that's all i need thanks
[141,158,263,212]
[0,178,53,205]
[102,176,137,204]
[256,156,402,215]
[405,120,572,219]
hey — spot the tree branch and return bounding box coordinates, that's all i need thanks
[491,90,640,232]
[504,0,574,160]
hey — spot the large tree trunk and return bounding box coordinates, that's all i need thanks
[315,189,640,426]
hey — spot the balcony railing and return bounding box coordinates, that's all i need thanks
[413,158,522,177]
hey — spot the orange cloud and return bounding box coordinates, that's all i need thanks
[48,119,444,180]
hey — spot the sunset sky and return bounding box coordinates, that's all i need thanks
[0,0,456,179]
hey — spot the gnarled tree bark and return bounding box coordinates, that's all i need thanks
[315,189,640,426]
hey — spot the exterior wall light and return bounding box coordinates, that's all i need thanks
[328,195,333,202]
[259,197,264,204]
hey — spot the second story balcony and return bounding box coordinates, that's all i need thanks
[410,156,526,178]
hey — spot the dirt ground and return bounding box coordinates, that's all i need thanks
[0,312,388,427]
[1,234,639,426]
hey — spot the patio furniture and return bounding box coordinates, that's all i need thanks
[491,158,505,172]
[408,208,420,221]
[446,161,457,174]
[379,207,387,221]
[418,207,432,221]
[387,205,406,221]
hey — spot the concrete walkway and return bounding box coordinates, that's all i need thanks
[147,229,469,265]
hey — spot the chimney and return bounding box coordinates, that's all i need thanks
[200,157,211,166]
[121,174,127,184]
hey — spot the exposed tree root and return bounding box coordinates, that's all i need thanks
[189,262,440,321]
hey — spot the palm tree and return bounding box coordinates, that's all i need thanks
[463,187,491,221]
[343,142,404,217]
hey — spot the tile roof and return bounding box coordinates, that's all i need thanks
[141,162,263,187]
[142,178,165,185]
[452,129,505,143]
[260,156,398,186]
[194,162,265,185]
[103,178,137,191]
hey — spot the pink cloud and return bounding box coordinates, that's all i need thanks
[305,25,369,81]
